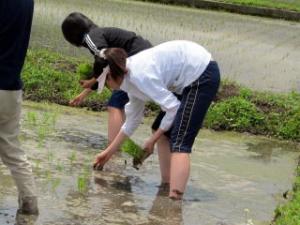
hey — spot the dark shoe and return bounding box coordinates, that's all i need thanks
[15,211,38,225]
[18,196,39,215]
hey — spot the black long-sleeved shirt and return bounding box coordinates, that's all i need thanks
[0,0,34,90]
[85,27,152,90]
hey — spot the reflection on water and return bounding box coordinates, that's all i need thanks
[0,102,299,225]
[245,141,299,163]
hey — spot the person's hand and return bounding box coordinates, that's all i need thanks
[93,150,113,170]
[69,94,85,106]
[80,78,97,89]
[143,138,155,154]
[69,89,91,106]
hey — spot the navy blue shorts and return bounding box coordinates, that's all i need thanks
[107,90,129,109]
[152,61,220,153]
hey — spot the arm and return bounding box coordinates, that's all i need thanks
[93,130,128,170]
[133,74,180,152]
[93,95,145,169]
[69,88,92,106]
[79,78,97,89]
[121,95,145,137]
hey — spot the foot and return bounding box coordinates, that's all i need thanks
[18,196,39,215]
[169,189,184,200]
[15,211,38,225]
[157,182,170,196]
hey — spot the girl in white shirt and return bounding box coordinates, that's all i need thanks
[93,40,220,200]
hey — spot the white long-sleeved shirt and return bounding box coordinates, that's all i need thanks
[120,40,212,137]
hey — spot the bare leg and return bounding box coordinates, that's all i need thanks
[107,106,125,144]
[156,134,171,185]
[169,153,190,200]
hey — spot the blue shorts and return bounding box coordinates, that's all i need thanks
[107,90,129,109]
[152,61,220,153]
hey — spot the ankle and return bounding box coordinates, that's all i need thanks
[169,189,184,200]
[18,196,39,215]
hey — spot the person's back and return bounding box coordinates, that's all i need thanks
[127,40,212,94]
[88,27,150,57]
[0,0,38,216]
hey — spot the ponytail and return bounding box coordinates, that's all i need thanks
[104,48,128,80]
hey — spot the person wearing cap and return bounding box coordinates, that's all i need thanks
[61,12,152,145]
[0,0,38,215]
[92,40,221,200]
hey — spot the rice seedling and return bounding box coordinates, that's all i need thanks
[77,167,90,193]
[51,178,61,192]
[56,161,64,172]
[77,176,88,193]
[121,139,151,170]
[69,151,77,165]
[34,159,41,171]
[47,150,55,162]
[25,111,38,127]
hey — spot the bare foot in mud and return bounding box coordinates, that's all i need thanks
[169,189,184,200]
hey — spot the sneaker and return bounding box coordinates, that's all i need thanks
[18,196,39,215]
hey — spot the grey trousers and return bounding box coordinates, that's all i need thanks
[0,90,36,198]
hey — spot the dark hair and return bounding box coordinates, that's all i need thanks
[93,56,108,77]
[104,48,128,81]
[61,12,95,46]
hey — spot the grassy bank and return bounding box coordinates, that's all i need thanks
[273,161,300,225]
[220,0,300,12]
[23,48,300,142]
[136,0,300,12]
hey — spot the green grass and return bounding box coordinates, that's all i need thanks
[22,49,111,111]
[220,0,300,12]
[136,0,300,12]
[205,81,300,142]
[273,163,300,225]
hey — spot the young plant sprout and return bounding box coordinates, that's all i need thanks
[121,139,151,170]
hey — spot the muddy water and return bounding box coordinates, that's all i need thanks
[0,102,299,225]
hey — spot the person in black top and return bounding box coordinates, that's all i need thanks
[0,0,38,215]
[61,12,152,145]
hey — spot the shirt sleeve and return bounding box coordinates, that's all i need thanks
[134,74,180,131]
[121,95,145,137]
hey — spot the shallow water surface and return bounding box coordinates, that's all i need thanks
[0,102,299,225]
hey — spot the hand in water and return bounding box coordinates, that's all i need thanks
[93,150,112,170]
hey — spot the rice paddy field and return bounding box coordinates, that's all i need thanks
[0,102,299,225]
[31,0,300,92]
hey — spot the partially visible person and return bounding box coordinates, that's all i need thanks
[61,12,152,144]
[0,0,38,215]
